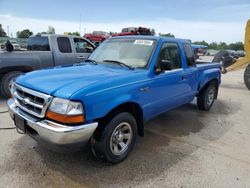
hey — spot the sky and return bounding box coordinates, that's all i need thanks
[0,0,249,43]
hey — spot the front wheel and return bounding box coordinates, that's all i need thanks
[91,112,137,164]
[197,83,217,111]
[244,64,250,90]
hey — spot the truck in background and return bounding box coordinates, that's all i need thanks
[84,31,110,44]
[112,27,152,37]
[0,34,95,98]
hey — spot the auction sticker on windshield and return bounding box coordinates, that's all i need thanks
[134,40,153,46]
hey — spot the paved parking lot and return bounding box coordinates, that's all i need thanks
[0,69,250,188]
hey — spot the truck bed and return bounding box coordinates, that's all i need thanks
[196,62,221,70]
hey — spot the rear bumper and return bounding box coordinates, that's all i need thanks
[7,98,98,148]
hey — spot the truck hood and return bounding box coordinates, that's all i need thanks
[15,64,144,99]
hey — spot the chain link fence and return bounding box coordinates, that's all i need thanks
[0,37,28,48]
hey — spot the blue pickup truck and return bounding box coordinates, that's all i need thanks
[8,36,221,163]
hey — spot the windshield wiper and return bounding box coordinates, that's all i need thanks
[103,60,134,70]
[84,59,98,65]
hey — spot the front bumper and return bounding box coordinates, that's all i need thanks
[7,98,98,147]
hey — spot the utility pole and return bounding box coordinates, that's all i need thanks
[7,25,10,37]
[79,14,82,36]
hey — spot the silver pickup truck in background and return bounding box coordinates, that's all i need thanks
[0,34,95,98]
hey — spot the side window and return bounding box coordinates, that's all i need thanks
[27,36,50,51]
[183,44,196,66]
[157,42,182,70]
[57,37,72,53]
[74,38,94,53]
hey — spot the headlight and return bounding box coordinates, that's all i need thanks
[46,98,84,124]
[48,98,83,115]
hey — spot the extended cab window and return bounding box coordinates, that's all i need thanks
[157,42,182,70]
[74,38,94,53]
[57,37,72,53]
[27,36,50,51]
[183,44,196,66]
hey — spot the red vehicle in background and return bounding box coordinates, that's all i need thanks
[112,27,152,37]
[84,31,110,43]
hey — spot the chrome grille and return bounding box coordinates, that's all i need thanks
[12,83,53,118]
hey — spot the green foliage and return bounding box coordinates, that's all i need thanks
[228,42,244,51]
[68,32,80,36]
[16,29,33,38]
[193,40,209,47]
[193,40,244,51]
[159,33,175,38]
[47,26,55,34]
[151,29,156,36]
[0,24,7,37]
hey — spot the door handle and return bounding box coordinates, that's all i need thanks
[78,56,86,59]
[181,75,187,80]
[140,87,150,92]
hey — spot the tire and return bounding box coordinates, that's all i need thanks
[244,64,250,91]
[197,83,217,111]
[0,71,23,98]
[91,112,137,164]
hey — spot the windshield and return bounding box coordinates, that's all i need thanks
[89,38,156,68]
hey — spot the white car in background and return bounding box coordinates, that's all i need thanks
[10,41,21,50]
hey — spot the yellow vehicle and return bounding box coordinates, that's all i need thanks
[214,20,250,90]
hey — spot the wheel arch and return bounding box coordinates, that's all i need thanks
[0,66,33,80]
[93,102,144,141]
[197,78,219,99]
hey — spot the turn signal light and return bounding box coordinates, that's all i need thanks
[46,111,84,124]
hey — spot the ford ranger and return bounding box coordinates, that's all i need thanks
[0,34,95,98]
[7,36,221,164]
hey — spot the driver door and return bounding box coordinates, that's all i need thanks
[73,37,95,63]
[143,42,190,118]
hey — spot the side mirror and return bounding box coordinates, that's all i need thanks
[160,60,173,70]
[85,46,94,53]
[155,60,173,74]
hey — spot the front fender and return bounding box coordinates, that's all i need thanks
[83,91,139,121]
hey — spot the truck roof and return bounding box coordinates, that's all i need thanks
[110,35,191,44]
[31,34,83,38]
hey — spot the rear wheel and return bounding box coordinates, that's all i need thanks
[0,71,23,98]
[244,64,250,90]
[197,83,217,111]
[91,112,137,164]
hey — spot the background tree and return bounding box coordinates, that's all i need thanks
[151,29,156,36]
[217,42,227,50]
[0,24,7,37]
[68,32,80,36]
[158,33,175,37]
[47,26,55,34]
[228,42,244,51]
[193,40,209,47]
[185,40,244,51]
[16,29,33,38]
[208,42,218,50]
[109,31,116,35]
